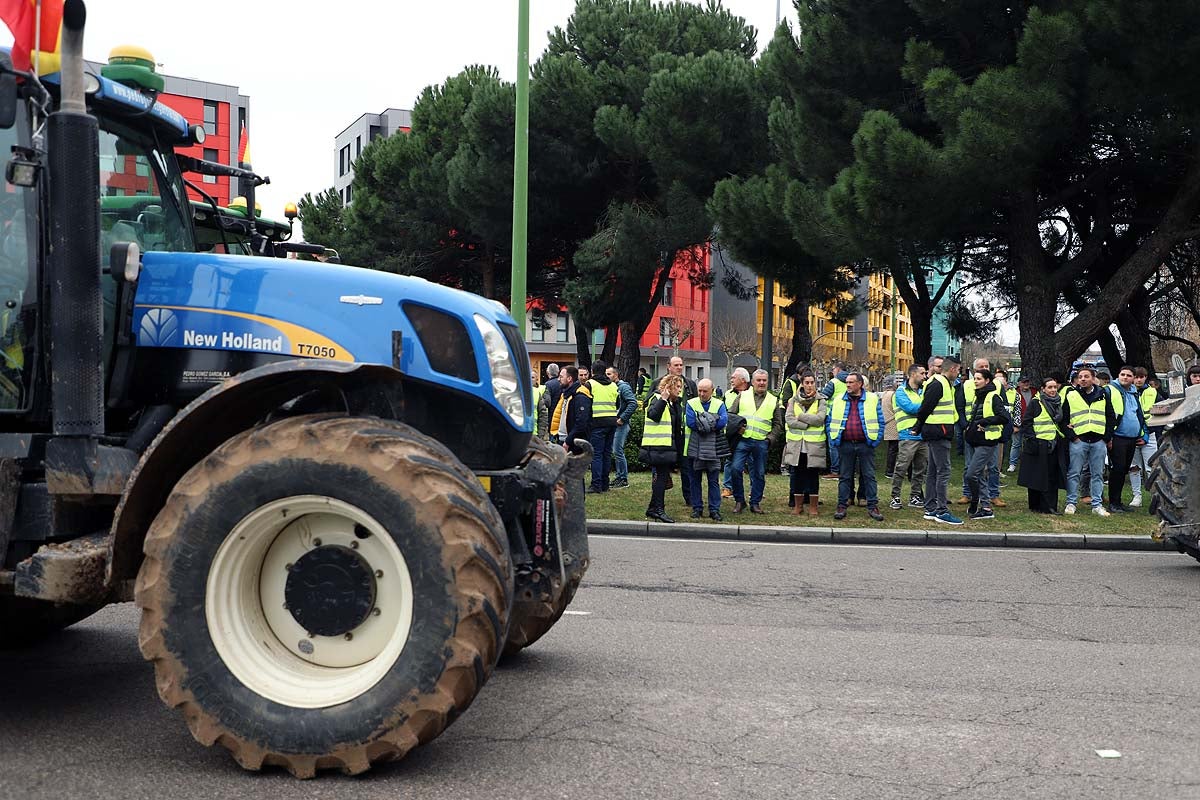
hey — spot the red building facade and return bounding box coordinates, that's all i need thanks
[640,244,710,356]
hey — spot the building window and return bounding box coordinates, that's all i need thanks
[555,314,569,343]
[339,144,351,177]
[662,279,673,307]
[697,366,704,380]
[699,322,706,350]
[356,135,362,157]
[203,101,219,135]
[201,148,218,183]
[531,318,545,342]
[370,125,383,141]
[344,184,352,204]
[659,318,671,347]
[238,106,247,134]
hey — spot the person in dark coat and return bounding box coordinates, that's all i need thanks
[641,374,685,523]
[1017,376,1068,514]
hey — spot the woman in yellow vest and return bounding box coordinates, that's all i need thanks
[962,369,1011,520]
[1016,376,1067,514]
[639,375,685,523]
[783,371,827,516]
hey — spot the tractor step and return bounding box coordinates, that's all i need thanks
[14,531,110,603]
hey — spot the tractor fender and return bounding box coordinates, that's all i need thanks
[105,359,405,585]
[1148,384,1200,428]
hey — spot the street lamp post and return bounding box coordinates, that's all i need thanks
[653,345,660,380]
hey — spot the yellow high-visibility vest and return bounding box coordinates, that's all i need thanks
[785,396,825,444]
[739,390,778,441]
[893,386,922,432]
[829,391,881,441]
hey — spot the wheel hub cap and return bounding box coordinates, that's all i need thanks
[284,545,376,637]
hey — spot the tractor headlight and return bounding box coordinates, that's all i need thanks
[473,314,525,426]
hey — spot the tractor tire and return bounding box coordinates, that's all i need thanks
[0,596,101,647]
[135,415,511,778]
[1149,425,1200,562]
[502,438,581,657]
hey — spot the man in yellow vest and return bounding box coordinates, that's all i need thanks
[1062,366,1116,516]
[914,355,963,525]
[957,357,1004,507]
[962,369,1011,520]
[890,363,929,510]
[827,371,886,521]
[820,362,850,477]
[728,369,783,514]
[585,360,619,494]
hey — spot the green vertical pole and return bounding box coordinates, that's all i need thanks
[890,283,898,371]
[510,0,530,333]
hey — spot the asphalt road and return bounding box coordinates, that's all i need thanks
[4,537,1200,799]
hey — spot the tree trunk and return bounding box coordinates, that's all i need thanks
[1011,193,1064,381]
[1096,329,1125,374]
[600,325,617,365]
[783,299,813,376]
[481,246,496,301]
[617,320,645,384]
[574,317,592,368]
[908,302,933,367]
[1116,288,1155,372]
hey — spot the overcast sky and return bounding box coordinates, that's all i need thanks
[2,0,1020,345]
[1,0,796,220]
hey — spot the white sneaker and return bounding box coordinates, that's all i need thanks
[1007,464,1016,473]
[1130,495,1142,508]
[1093,506,1111,517]
[1064,503,1076,515]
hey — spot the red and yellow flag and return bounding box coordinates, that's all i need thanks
[0,0,64,73]
[238,124,251,166]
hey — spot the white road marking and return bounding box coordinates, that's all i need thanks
[589,533,1165,555]
[562,610,591,616]
[1095,749,1122,758]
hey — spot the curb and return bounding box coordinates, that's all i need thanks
[586,519,1166,552]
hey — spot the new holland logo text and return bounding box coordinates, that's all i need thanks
[182,330,285,352]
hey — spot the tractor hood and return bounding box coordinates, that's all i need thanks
[130,251,530,429]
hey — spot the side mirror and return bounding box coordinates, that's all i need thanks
[0,53,17,130]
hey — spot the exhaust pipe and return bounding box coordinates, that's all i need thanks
[47,0,103,437]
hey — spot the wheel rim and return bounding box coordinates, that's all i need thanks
[205,495,414,708]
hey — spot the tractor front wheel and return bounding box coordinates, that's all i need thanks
[136,415,511,777]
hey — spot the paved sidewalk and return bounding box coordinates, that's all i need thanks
[587,518,1166,551]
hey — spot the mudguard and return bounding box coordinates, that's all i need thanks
[105,360,404,585]
[1148,384,1200,427]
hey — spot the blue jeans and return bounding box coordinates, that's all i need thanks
[611,422,631,482]
[1067,439,1107,508]
[692,466,722,513]
[829,440,841,473]
[731,438,768,505]
[1008,435,1022,467]
[589,426,616,490]
[962,441,1000,500]
[837,440,878,508]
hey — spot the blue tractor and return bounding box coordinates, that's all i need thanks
[0,2,589,777]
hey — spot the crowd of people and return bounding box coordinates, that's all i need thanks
[531,355,1200,525]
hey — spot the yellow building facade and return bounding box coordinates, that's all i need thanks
[756,274,915,370]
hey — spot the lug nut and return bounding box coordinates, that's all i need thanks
[350,541,359,549]
[375,570,384,578]
[372,608,381,617]
[313,538,323,547]
[344,633,354,641]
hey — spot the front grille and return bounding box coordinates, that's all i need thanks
[402,303,479,383]
[499,321,532,421]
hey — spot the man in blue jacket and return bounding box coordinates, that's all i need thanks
[1107,365,1148,513]
[827,372,886,521]
[890,363,928,510]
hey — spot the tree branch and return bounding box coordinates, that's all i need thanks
[1150,329,1200,358]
